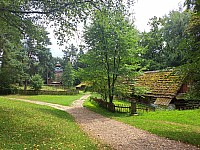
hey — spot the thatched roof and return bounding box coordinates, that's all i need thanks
[135,70,185,105]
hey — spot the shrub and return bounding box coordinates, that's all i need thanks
[30,74,43,91]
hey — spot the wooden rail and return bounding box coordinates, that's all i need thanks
[90,97,155,114]
[115,104,131,113]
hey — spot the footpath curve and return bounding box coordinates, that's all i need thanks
[8,95,200,150]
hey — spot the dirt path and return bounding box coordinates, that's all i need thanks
[7,95,199,150]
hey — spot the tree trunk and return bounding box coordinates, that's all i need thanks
[109,94,113,103]
[24,80,27,91]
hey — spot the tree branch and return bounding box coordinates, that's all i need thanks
[0,15,25,35]
[0,0,100,15]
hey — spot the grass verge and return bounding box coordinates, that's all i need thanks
[84,99,200,148]
[5,93,85,106]
[0,97,109,149]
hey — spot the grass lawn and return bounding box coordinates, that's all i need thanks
[0,97,109,149]
[84,99,200,148]
[5,93,85,106]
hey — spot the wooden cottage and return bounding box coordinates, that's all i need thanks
[134,70,199,109]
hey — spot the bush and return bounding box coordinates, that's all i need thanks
[30,74,43,91]
[17,89,79,95]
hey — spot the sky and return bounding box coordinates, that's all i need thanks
[48,0,185,58]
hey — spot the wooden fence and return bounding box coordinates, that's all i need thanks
[115,104,131,113]
[90,97,155,114]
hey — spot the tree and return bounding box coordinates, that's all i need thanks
[140,11,191,70]
[37,47,54,84]
[176,0,200,99]
[0,0,133,44]
[184,0,200,14]
[62,44,86,85]
[0,23,52,92]
[30,74,43,91]
[140,16,164,70]
[0,41,22,94]
[62,62,75,88]
[63,44,78,68]
[81,8,143,103]
[0,0,134,94]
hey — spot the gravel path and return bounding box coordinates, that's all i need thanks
[8,95,200,150]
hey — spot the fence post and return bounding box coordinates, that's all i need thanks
[108,102,115,112]
[131,100,137,115]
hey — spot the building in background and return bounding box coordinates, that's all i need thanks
[52,62,63,85]
[134,70,199,110]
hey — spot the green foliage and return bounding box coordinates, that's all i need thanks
[0,0,134,96]
[17,90,79,96]
[181,13,200,99]
[63,44,78,66]
[0,17,53,90]
[140,9,200,99]
[0,0,131,44]
[81,8,144,103]
[0,97,102,149]
[30,74,43,91]
[62,62,75,88]
[141,11,191,70]
[185,0,200,14]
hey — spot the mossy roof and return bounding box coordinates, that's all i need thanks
[76,82,90,88]
[135,70,185,99]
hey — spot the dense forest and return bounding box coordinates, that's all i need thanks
[0,0,199,100]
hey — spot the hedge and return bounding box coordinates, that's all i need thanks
[17,89,79,95]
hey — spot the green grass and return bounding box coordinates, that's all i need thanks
[84,99,200,147]
[5,94,85,106]
[113,99,131,105]
[90,93,131,106]
[0,97,109,149]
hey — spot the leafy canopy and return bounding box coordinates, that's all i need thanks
[81,7,144,103]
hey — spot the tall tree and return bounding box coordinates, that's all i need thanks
[140,11,191,70]
[81,8,143,103]
[62,62,75,88]
[63,44,78,67]
[181,1,200,98]
[0,23,52,92]
[37,47,54,84]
